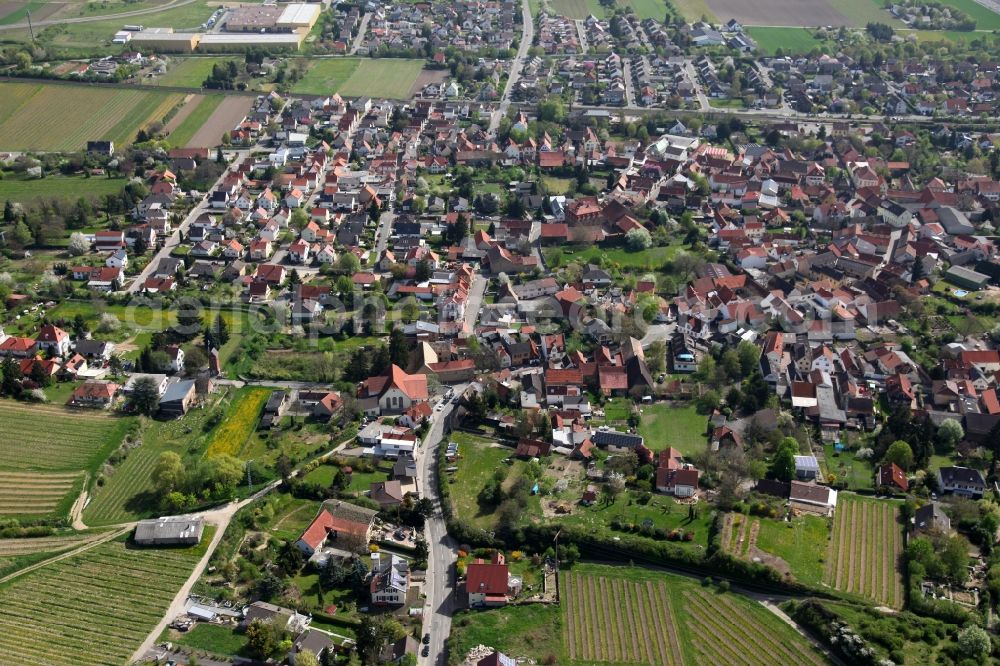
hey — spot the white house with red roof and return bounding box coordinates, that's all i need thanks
[358,364,429,416]
[36,324,71,357]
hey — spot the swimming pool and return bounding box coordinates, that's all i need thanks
[954,290,969,297]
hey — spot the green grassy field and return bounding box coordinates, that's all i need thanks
[671,0,717,21]
[0,175,126,204]
[936,0,1000,29]
[622,0,669,20]
[158,57,237,88]
[450,563,827,665]
[748,27,826,55]
[448,434,521,530]
[637,403,706,455]
[167,95,224,149]
[754,514,830,587]
[550,0,607,19]
[561,493,714,549]
[0,537,208,665]
[903,28,998,44]
[0,1,46,25]
[292,58,361,95]
[164,622,248,657]
[338,59,425,99]
[827,0,905,26]
[0,82,181,151]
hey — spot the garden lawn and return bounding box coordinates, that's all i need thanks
[448,603,563,663]
[447,434,513,530]
[561,492,713,549]
[167,623,247,657]
[747,27,826,55]
[542,176,575,195]
[754,515,830,587]
[547,243,681,271]
[0,175,126,204]
[638,403,706,455]
[823,444,874,491]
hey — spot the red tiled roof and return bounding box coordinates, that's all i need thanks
[466,562,508,595]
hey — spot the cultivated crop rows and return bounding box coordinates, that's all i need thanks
[0,401,119,472]
[83,444,160,525]
[0,531,108,556]
[825,495,904,607]
[682,588,827,666]
[0,540,201,665]
[0,471,80,516]
[561,570,684,664]
[722,512,756,559]
[0,82,179,151]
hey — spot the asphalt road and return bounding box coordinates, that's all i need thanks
[489,0,533,134]
[414,387,467,666]
[126,150,249,295]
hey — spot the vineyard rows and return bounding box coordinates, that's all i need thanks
[0,540,202,665]
[83,444,160,525]
[0,471,81,516]
[0,400,120,472]
[561,569,684,665]
[825,495,904,608]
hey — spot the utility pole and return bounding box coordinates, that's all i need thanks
[26,9,34,43]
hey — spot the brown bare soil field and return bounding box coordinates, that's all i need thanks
[409,68,448,98]
[162,93,203,135]
[185,94,252,148]
[705,0,851,26]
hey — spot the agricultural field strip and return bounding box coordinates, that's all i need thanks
[645,582,673,665]
[83,447,159,523]
[0,533,107,555]
[596,576,613,660]
[686,590,826,666]
[586,574,602,660]
[623,578,652,664]
[683,595,753,666]
[684,592,771,666]
[632,579,662,664]
[560,573,577,661]
[655,581,684,665]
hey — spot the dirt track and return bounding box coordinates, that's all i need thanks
[186,95,254,149]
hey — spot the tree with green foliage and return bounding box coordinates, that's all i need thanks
[770,437,798,482]
[131,376,160,415]
[245,618,282,659]
[883,440,914,471]
[153,451,186,494]
[957,626,991,660]
[388,327,409,369]
[355,615,406,665]
[936,419,963,452]
[1,357,22,397]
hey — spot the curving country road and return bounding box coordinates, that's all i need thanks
[0,0,199,31]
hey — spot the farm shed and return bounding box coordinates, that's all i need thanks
[944,265,990,290]
[135,516,204,546]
